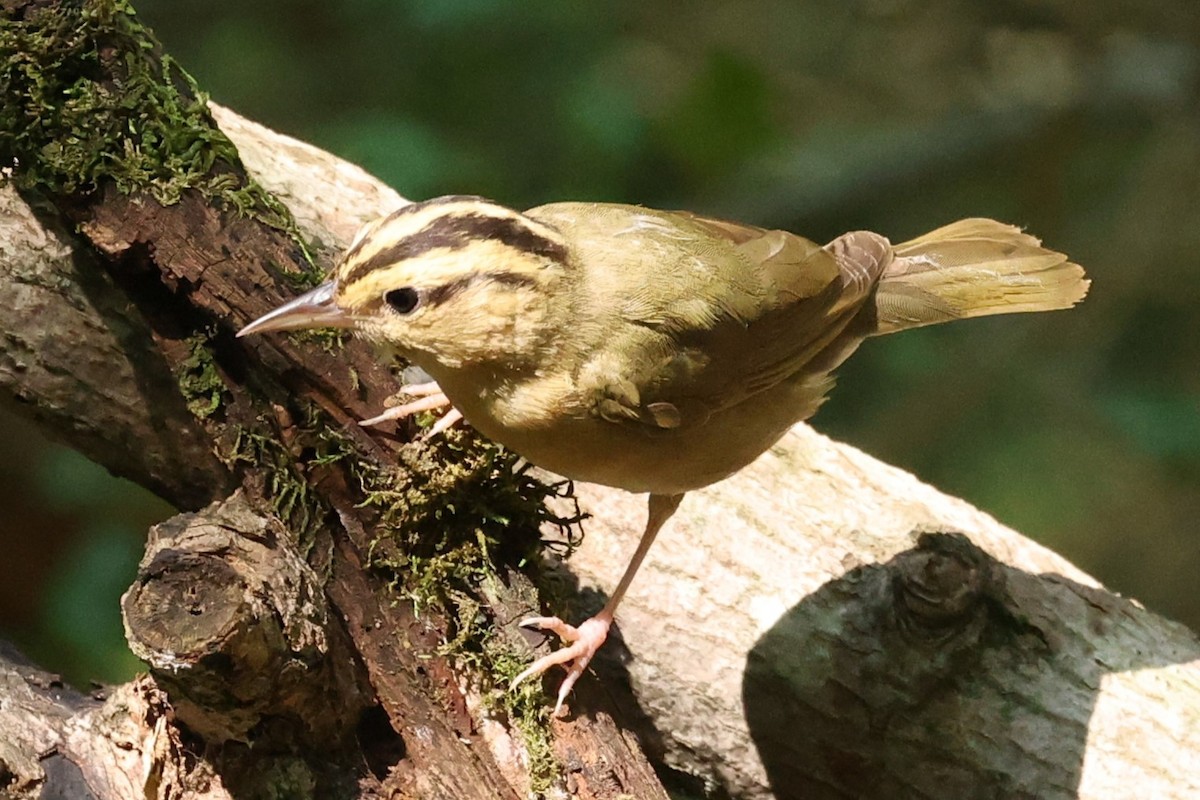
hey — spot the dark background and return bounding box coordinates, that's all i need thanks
[2,0,1197,685]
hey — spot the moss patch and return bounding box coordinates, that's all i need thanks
[485,632,561,791]
[222,403,585,778]
[223,423,325,554]
[0,0,318,281]
[311,417,585,789]
[175,329,228,420]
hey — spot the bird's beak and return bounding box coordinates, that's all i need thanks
[237,280,354,337]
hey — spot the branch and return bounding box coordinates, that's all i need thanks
[2,3,1198,799]
[0,187,232,509]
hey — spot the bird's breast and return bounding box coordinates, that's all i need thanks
[428,365,821,495]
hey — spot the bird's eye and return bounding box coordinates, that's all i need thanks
[384,287,421,314]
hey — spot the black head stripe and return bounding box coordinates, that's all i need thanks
[467,214,570,264]
[486,270,540,290]
[341,196,496,265]
[342,208,568,286]
[423,275,475,307]
[421,271,541,308]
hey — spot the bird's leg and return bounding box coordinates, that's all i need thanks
[512,492,685,716]
[359,380,464,434]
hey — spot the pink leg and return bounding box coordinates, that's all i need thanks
[511,493,684,716]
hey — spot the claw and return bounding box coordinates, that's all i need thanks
[358,380,464,435]
[424,406,464,438]
[511,614,612,717]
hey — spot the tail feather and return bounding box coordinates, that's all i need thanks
[872,218,1089,335]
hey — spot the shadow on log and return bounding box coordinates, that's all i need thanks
[744,531,1200,800]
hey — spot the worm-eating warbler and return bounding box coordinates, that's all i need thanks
[240,195,1088,714]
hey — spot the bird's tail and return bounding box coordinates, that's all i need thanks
[871,218,1089,336]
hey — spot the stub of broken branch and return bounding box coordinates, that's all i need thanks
[121,491,373,746]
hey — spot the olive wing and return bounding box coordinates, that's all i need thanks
[530,203,887,431]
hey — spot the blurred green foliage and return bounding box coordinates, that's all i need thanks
[2,0,1197,685]
[0,420,168,685]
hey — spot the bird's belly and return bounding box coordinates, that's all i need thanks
[508,417,789,495]
[438,378,817,496]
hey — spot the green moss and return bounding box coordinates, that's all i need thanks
[352,428,567,603]
[288,328,348,354]
[175,329,227,419]
[484,629,561,791]
[224,424,324,552]
[0,0,319,282]
[325,419,583,789]
[196,380,586,784]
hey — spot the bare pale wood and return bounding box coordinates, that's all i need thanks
[549,435,1200,799]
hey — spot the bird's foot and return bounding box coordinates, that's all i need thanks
[359,380,464,436]
[511,614,612,717]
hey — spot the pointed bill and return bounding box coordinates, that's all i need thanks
[237,281,354,337]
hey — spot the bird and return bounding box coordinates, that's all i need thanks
[239,195,1089,715]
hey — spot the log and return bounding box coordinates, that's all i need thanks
[2,2,1198,798]
[551,442,1200,799]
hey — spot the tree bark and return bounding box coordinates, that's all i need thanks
[2,3,1199,800]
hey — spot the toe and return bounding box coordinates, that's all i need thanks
[553,666,587,717]
[510,641,587,691]
[510,614,613,715]
[424,407,464,438]
[518,616,580,641]
[359,393,451,427]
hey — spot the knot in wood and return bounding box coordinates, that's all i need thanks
[892,531,991,636]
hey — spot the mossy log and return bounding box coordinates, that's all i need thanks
[2,2,1199,800]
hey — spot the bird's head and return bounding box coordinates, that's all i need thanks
[238,196,571,369]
